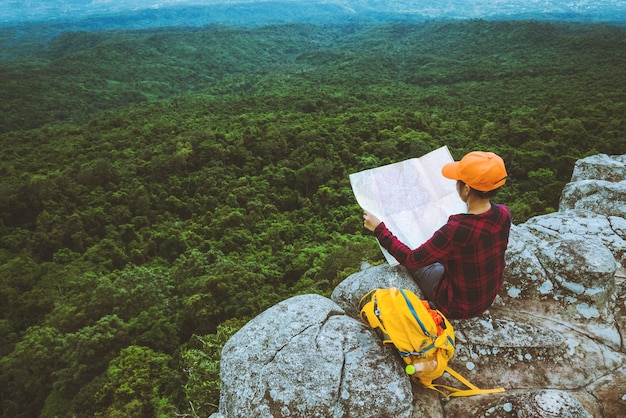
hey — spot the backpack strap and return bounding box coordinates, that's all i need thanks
[425,366,505,399]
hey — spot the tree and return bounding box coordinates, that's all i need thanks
[179,319,245,416]
[97,345,177,417]
[0,326,64,418]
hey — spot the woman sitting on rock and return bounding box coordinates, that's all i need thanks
[363,151,512,319]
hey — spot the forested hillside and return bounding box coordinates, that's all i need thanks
[1,19,625,417]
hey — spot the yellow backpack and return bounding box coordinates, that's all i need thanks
[359,287,505,398]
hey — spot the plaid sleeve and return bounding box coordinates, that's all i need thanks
[374,220,455,268]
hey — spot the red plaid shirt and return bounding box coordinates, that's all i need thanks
[374,203,511,319]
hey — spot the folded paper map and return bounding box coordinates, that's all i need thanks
[349,145,467,265]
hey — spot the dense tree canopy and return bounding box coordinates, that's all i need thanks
[1,19,625,417]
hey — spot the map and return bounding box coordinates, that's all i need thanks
[350,146,467,265]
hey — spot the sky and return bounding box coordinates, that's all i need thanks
[1,0,625,24]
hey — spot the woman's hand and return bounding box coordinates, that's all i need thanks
[363,210,382,232]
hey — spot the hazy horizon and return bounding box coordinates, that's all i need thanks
[2,0,626,25]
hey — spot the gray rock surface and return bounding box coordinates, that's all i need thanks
[330,262,422,319]
[521,209,626,270]
[215,294,422,418]
[560,180,626,219]
[570,153,626,183]
[212,153,626,417]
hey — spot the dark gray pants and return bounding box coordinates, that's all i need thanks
[409,263,444,303]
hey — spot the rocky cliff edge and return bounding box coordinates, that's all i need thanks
[211,153,626,418]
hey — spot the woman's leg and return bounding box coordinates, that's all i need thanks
[408,263,444,301]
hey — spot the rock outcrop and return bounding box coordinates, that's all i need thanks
[211,153,626,418]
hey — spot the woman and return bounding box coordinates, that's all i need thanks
[363,151,511,319]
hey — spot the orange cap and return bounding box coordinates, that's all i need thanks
[441,151,507,192]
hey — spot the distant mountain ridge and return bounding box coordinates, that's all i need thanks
[1,0,625,26]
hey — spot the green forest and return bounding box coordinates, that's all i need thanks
[1,18,625,417]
